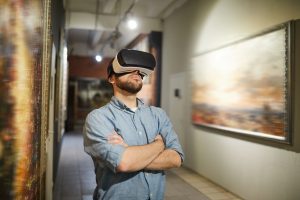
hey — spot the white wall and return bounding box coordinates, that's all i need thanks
[162,0,300,199]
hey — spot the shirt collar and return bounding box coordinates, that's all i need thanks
[110,96,146,111]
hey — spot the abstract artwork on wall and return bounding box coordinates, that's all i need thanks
[191,21,294,144]
[0,0,51,199]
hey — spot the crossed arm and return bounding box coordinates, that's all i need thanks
[108,133,182,172]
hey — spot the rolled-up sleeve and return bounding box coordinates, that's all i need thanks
[83,110,125,173]
[157,109,185,163]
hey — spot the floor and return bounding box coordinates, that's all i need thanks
[53,132,242,200]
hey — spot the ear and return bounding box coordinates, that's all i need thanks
[108,75,115,84]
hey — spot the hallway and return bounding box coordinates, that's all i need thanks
[53,132,241,200]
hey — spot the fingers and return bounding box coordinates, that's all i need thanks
[153,134,165,151]
[107,132,128,147]
[108,134,122,143]
[154,134,163,141]
[108,133,121,141]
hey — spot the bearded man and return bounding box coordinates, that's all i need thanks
[83,49,184,200]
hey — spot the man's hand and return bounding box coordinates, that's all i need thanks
[153,134,165,149]
[108,132,128,147]
[154,134,163,142]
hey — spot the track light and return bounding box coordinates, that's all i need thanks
[127,18,138,30]
[95,54,102,62]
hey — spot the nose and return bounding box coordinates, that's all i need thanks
[132,70,144,79]
[132,70,140,74]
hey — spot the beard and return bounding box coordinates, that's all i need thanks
[115,77,143,94]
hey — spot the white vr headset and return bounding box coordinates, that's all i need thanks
[108,49,156,78]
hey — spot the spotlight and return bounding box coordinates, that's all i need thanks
[127,18,138,30]
[95,54,102,62]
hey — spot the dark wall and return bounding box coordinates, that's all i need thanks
[51,0,65,185]
[68,56,112,79]
[149,31,162,107]
[51,0,65,51]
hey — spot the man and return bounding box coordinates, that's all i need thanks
[83,49,184,200]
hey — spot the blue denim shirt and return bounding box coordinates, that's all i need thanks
[83,96,184,200]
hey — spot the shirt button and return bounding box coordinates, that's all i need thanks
[138,131,142,135]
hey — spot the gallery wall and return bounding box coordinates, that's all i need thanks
[162,0,300,199]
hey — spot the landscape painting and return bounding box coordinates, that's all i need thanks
[191,24,292,143]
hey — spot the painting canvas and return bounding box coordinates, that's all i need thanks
[0,0,49,199]
[76,78,113,120]
[191,23,292,143]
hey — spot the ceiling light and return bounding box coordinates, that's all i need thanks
[127,18,138,30]
[95,54,102,62]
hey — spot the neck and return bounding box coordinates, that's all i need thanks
[114,90,137,108]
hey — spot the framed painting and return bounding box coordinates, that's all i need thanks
[191,21,294,144]
[0,0,52,199]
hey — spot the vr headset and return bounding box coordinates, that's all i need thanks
[107,49,156,78]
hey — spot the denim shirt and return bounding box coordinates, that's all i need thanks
[83,96,184,200]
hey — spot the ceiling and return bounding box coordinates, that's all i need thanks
[64,0,188,58]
